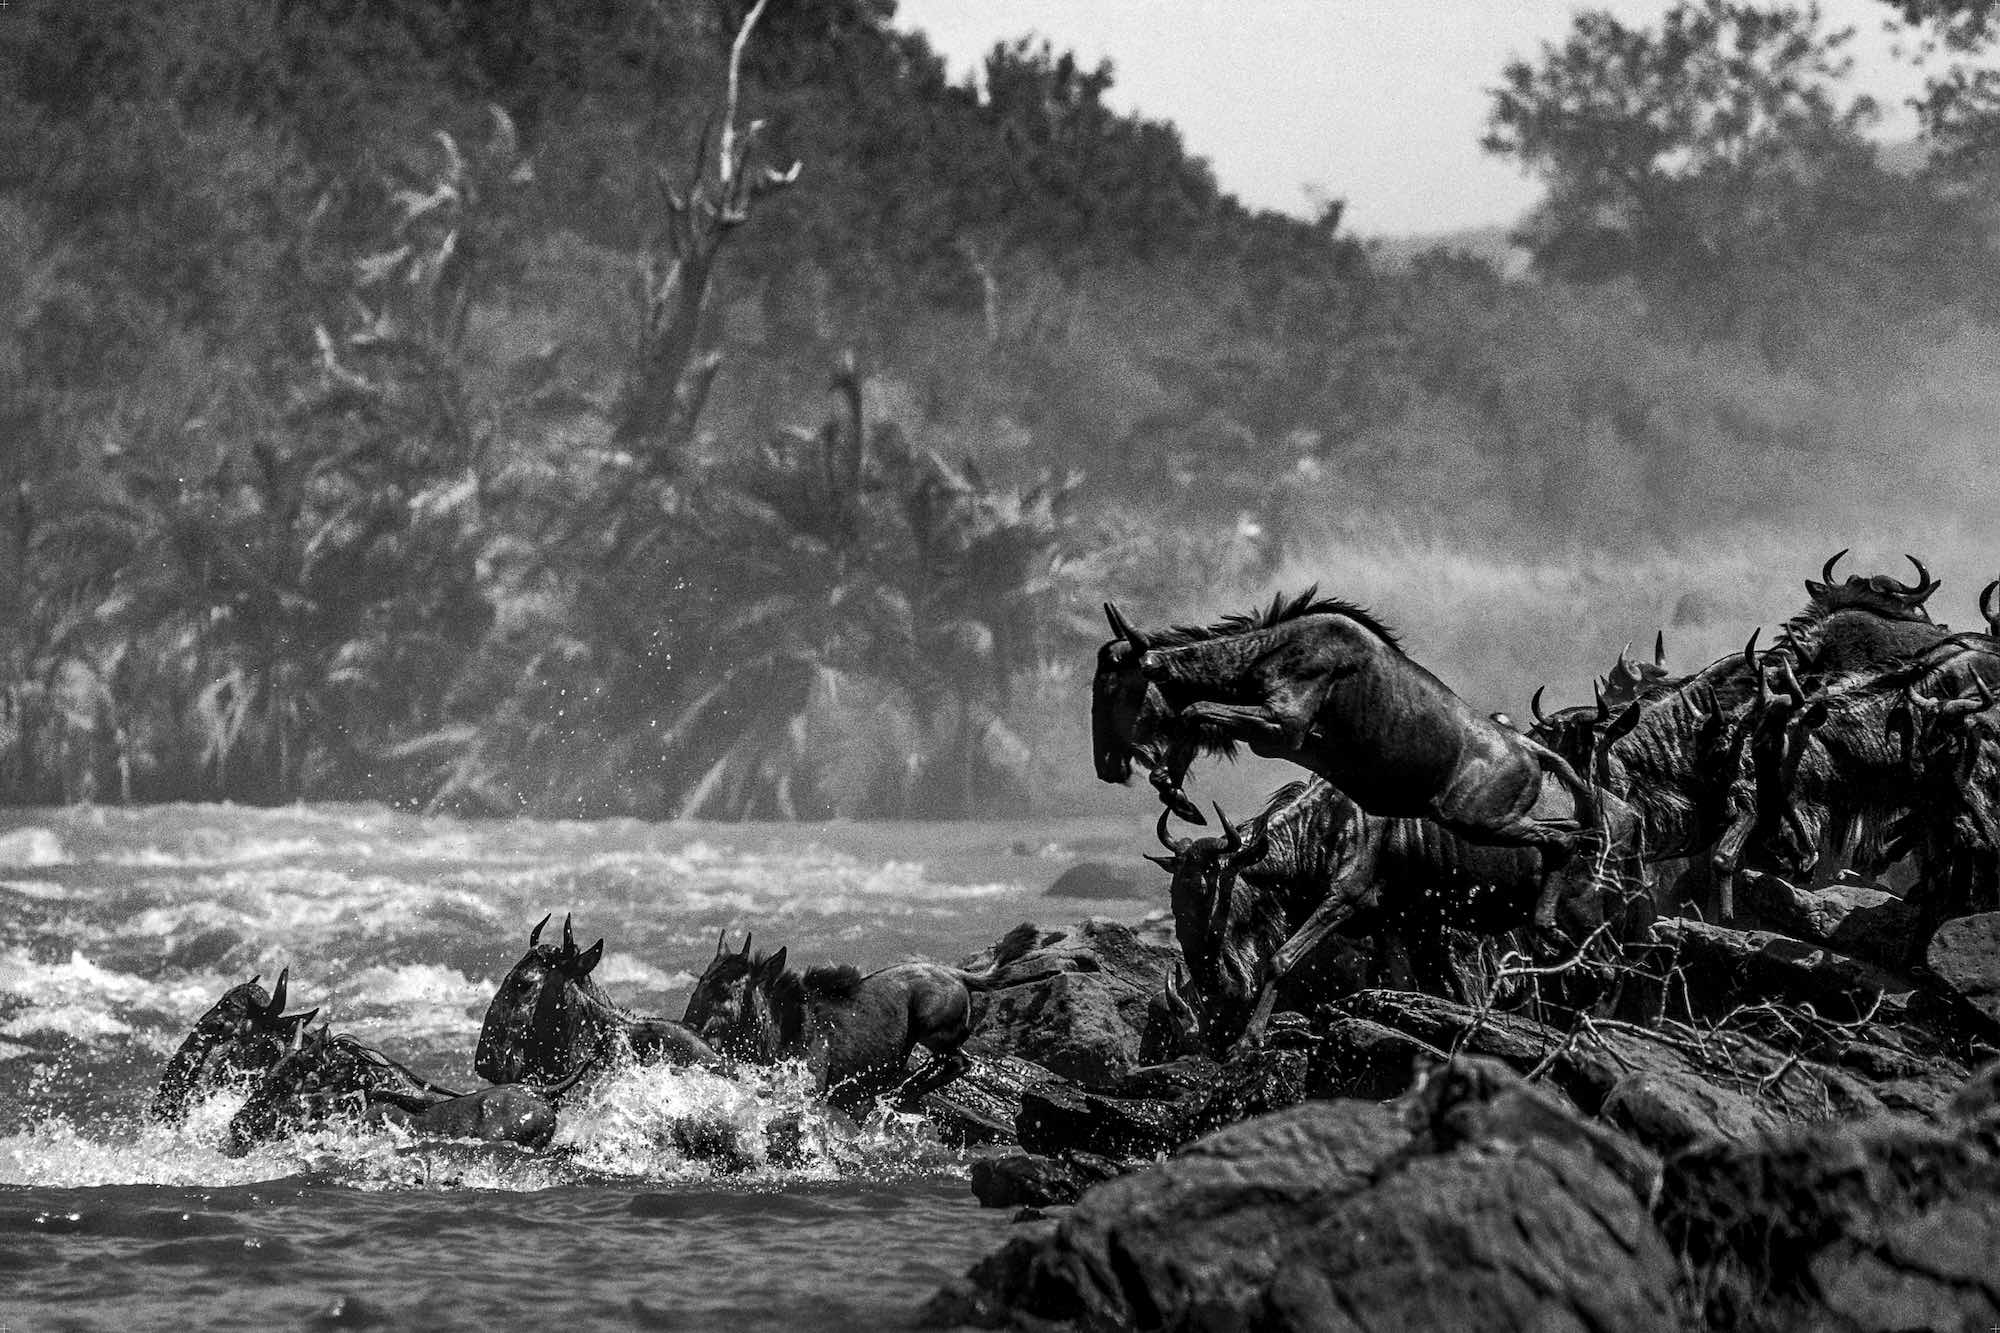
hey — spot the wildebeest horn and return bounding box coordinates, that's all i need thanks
[1654,630,1666,668]
[1822,549,1848,583]
[1530,686,1547,723]
[1593,684,1609,723]
[1778,661,1806,707]
[1982,579,2000,634]
[1899,554,1933,596]
[1154,806,1191,856]
[562,914,577,958]
[739,931,753,959]
[1742,629,1761,670]
[714,929,727,958]
[1104,602,1146,649]
[1617,642,1631,670]
[1925,676,1998,719]
[529,913,550,948]
[266,967,289,1018]
[1216,803,1239,852]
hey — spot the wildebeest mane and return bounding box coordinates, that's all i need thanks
[1144,586,1402,652]
[803,961,864,1002]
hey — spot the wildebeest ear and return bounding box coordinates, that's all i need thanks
[756,947,788,981]
[1804,579,1828,599]
[575,938,605,976]
[281,1007,320,1038]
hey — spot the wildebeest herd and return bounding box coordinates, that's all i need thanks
[1095,552,2000,1052]
[146,551,2000,1163]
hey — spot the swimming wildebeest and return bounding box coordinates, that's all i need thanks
[1094,589,1626,961]
[227,1022,573,1155]
[475,913,718,1089]
[680,922,1050,1116]
[150,969,319,1122]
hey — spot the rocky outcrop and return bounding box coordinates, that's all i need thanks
[1044,861,1153,900]
[922,1058,1682,1331]
[963,918,1180,1086]
[1926,911,2000,1031]
[1734,871,1922,967]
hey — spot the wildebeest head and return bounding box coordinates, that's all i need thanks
[681,932,791,1061]
[475,913,605,1085]
[151,968,320,1122]
[1153,803,1277,1049]
[1601,633,1672,708]
[1805,551,1941,623]
[1093,604,1208,823]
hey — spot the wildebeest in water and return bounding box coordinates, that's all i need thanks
[680,922,1054,1116]
[149,968,319,1123]
[475,912,717,1089]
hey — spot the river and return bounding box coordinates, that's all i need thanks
[0,803,1157,1331]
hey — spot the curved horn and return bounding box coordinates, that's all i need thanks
[1593,683,1609,723]
[1778,661,1807,707]
[561,914,577,958]
[1104,602,1147,650]
[1530,686,1547,723]
[1743,628,1761,670]
[266,967,289,1019]
[1617,642,1632,670]
[1981,579,2000,634]
[529,913,550,948]
[1153,806,1191,856]
[1900,553,1932,595]
[739,931,753,959]
[1936,676,1998,719]
[1822,549,1848,583]
[714,929,728,958]
[1654,630,1666,668]
[1216,803,1240,853]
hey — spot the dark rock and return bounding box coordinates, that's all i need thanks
[918,1053,1068,1148]
[971,1154,1083,1209]
[921,1057,1681,1331]
[965,918,1180,1086]
[1112,1054,1219,1101]
[1010,1207,1046,1223]
[1659,1111,2000,1330]
[1651,916,1917,1024]
[1015,1081,1185,1161]
[1044,861,1151,900]
[1735,871,1921,966]
[1926,911,2000,1031]
[1184,1045,1310,1139]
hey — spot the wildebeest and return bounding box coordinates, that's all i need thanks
[1135,962,1208,1065]
[1152,782,1596,1048]
[474,913,717,1088]
[1093,589,1616,940]
[150,969,318,1122]
[227,1022,570,1155]
[680,921,1050,1116]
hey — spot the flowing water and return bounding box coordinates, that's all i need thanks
[0,803,1157,1331]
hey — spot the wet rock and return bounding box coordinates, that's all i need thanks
[1659,1109,2000,1330]
[921,1058,1680,1331]
[971,1154,1083,1209]
[1926,911,2000,1031]
[1044,861,1151,900]
[1651,916,1917,1024]
[964,918,1179,1086]
[1735,871,1921,966]
[1184,1045,1311,1139]
[919,1053,1069,1148]
[1112,1054,1219,1102]
[1015,1081,1186,1161]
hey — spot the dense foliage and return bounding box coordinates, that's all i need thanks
[2,0,1998,817]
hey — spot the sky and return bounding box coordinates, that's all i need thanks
[892,0,1934,237]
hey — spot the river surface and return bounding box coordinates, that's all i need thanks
[0,803,1159,1331]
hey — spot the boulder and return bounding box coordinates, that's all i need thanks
[964,918,1180,1086]
[1926,911,2000,1031]
[1044,861,1152,900]
[1015,1081,1187,1161]
[1651,916,1917,1024]
[970,1154,1084,1209]
[1735,871,1921,966]
[921,1057,1682,1331]
[1659,1107,2000,1330]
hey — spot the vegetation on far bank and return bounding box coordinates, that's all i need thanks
[5,0,2000,819]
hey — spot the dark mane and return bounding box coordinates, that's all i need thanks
[803,961,864,1003]
[1146,585,1402,651]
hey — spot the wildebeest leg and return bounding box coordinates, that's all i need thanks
[1176,702,1299,752]
[1230,981,1282,1053]
[891,1048,969,1109]
[1709,804,1759,922]
[1268,891,1363,979]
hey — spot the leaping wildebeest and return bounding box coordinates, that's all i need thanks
[1094,588,1628,963]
